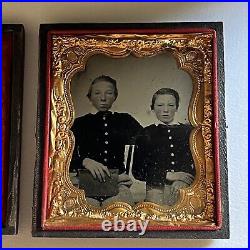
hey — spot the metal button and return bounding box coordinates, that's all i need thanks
[104,123,108,127]
[104,132,108,136]
[104,158,107,162]
[169,136,172,139]
[105,141,108,144]
[170,144,174,148]
[171,169,175,172]
[171,153,175,157]
[168,129,171,133]
[104,150,108,154]
[103,116,106,120]
[171,161,175,165]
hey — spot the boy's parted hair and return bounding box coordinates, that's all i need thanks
[87,75,118,99]
[151,88,180,110]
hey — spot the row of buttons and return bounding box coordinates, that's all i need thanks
[168,130,175,165]
[166,169,176,173]
[103,116,108,163]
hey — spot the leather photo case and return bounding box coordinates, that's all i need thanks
[2,24,24,235]
[33,22,229,239]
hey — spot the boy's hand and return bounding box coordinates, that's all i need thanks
[118,173,133,187]
[166,171,194,185]
[82,158,111,182]
[170,180,189,197]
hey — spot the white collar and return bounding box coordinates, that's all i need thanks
[154,119,179,126]
[89,108,115,115]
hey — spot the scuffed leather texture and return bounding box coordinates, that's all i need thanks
[2,25,24,235]
[2,32,12,227]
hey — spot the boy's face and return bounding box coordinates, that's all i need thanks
[89,81,116,112]
[153,94,177,124]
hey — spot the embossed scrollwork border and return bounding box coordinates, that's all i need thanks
[43,32,219,230]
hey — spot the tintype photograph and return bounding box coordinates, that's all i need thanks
[2,24,24,235]
[69,54,194,208]
[33,23,228,238]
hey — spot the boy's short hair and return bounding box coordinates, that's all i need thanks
[151,88,180,110]
[87,75,118,99]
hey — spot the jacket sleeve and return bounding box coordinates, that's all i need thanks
[69,119,84,173]
[179,150,196,177]
[126,115,143,145]
[132,131,148,182]
[179,125,196,177]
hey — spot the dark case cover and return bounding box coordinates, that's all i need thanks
[2,24,25,235]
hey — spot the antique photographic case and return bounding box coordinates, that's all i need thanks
[33,23,229,238]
